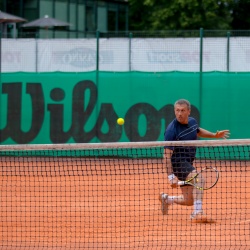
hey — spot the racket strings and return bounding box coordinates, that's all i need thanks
[194,174,206,188]
[198,168,218,189]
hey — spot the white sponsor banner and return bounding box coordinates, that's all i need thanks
[38,39,97,72]
[132,38,201,72]
[2,39,36,72]
[99,38,129,71]
[1,37,250,72]
[230,37,250,72]
[202,38,227,72]
[37,38,129,72]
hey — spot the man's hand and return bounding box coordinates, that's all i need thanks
[168,174,178,188]
[215,130,230,139]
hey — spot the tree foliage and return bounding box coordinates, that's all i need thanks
[128,0,236,30]
[231,0,250,29]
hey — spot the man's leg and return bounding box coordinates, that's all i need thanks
[159,171,207,222]
[159,185,193,215]
[166,171,198,206]
[186,170,207,222]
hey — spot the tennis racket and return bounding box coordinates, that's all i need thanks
[178,166,219,190]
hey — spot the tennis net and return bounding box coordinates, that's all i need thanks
[0,139,250,249]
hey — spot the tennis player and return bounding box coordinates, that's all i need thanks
[159,99,230,222]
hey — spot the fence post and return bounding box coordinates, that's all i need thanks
[129,32,133,71]
[96,30,100,142]
[227,31,230,72]
[0,31,1,76]
[199,28,203,117]
[96,30,100,73]
[35,37,38,72]
[96,30,100,90]
[0,31,1,143]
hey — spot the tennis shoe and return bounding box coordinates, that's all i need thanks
[190,210,208,223]
[159,192,169,215]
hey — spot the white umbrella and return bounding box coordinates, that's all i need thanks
[0,10,26,23]
[22,15,70,28]
[0,10,26,38]
[22,15,70,38]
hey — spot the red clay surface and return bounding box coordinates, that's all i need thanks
[0,157,249,249]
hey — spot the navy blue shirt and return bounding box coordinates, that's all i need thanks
[164,117,200,163]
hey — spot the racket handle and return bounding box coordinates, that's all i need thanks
[178,181,186,186]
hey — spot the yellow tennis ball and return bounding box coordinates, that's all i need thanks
[117,118,124,125]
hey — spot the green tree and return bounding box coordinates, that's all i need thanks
[231,0,250,29]
[129,0,233,30]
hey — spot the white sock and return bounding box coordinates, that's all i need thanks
[194,200,202,213]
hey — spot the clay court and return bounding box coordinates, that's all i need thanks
[0,157,250,249]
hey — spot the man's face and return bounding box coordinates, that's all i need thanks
[174,103,190,124]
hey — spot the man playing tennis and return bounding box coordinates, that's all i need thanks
[159,99,230,222]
